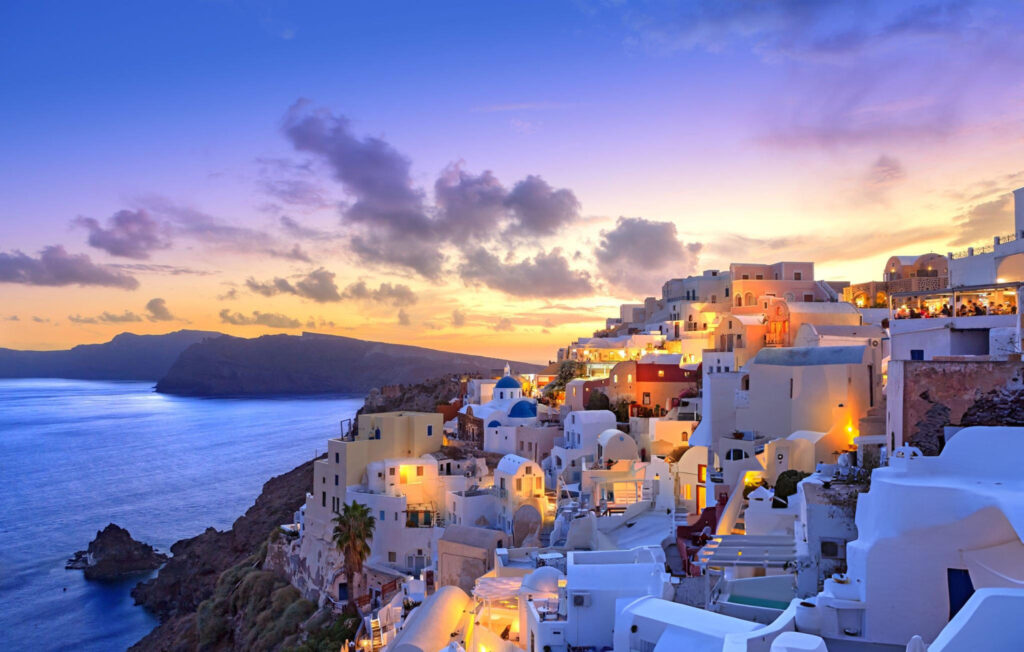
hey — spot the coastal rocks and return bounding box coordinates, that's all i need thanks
[67,524,167,580]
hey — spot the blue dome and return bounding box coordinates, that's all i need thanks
[487,419,502,428]
[495,376,520,389]
[508,399,537,419]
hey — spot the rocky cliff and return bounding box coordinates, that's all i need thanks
[131,457,319,650]
[0,330,222,380]
[155,331,540,396]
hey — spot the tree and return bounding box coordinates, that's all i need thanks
[545,361,584,396]
[332,501,376,614]
[773,470,810,507]
[585,389,610,411]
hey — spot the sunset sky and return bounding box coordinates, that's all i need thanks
[2,1,1024,362]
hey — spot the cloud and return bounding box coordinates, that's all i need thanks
[140,196,282,257]
[145,298,177,322]
[0,245,139,289]
[4,315,18,321]
[32,316,50,323]
[451,309,467,327]
[108,263,215,276]
[711,222,951,267]
[860,154,907,202]
[471,101,576,113]
[950,193,1014,247]
[218,309,301,329]
[504,175,580,236]
[341,280,418,307]
[260,178,330,208]
[279,215,339,241]
[73,209,172,259]
[434,165,508,241]
[283,101,433,233]
[305,316,336,329]
[99,310,143,323]
[619,0,975,60]
[397,308,411,326]
[68,314,98,324]
[494,317,515,331]
[595,217,702,295]
[245,267,342,303]
[865,155,906,187]
[281,102,582,279]
[267,243,313,263]
[458,247,595,298]
[218,288,239,301]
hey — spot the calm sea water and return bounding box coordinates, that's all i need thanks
[0,379,362,651]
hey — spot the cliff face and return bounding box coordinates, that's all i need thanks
[131,457,318,650]
[0,330,222,380]
[155,332,541,396]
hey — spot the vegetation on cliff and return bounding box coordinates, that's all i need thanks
[131,457,320,650]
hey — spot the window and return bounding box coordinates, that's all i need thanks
[742,274,749,280]
[389,467,395,476]
[803,294,814,302]
[794,272,802,280]
[725,287,730,297]
[334,474,339,486]
[613,374,618,383]
[322,475,325,484]
[911,349,925,361]
[335,452,339,464]
[643,392,651,406]
[525,465,532,475]
[388,551,396,563]
[427,425,433,437]
[516,478,522,491]
[416,466,423,476]
[627,373,633,383]
[789,378,794,398]
[755,274,763,280]
[820,539,844,559]
[321,492,326,507]
[379,510,385,520]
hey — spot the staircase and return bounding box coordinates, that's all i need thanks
[370,617,383,649]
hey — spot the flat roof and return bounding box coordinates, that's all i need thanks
[752,345,866,367]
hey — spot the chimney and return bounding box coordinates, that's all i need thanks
[1015,186,1024,239]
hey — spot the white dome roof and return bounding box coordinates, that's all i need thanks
[522,565,563,593]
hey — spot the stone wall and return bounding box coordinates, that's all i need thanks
[899,358,1024,455]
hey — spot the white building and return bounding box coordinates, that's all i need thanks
[523,547,673,652]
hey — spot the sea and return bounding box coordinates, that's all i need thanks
[0,379,362,651]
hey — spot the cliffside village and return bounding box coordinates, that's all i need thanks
[266,186,1024,652]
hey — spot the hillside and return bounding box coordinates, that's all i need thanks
[155,331,541,396]
[0,330,222,381]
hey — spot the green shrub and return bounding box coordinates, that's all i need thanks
[774,470,811,504]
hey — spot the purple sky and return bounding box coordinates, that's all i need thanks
[2,1,1023,361]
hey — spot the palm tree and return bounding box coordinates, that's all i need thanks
[332,501,376,614]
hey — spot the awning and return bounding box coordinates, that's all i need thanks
[697,535,797,568]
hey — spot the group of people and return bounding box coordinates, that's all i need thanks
[894,299,1017,319]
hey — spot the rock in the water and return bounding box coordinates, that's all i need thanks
[67,524,167,580]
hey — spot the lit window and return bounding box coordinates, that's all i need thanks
[627,374,633,383]
[613,374,618,383]
[658,369,665,378]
